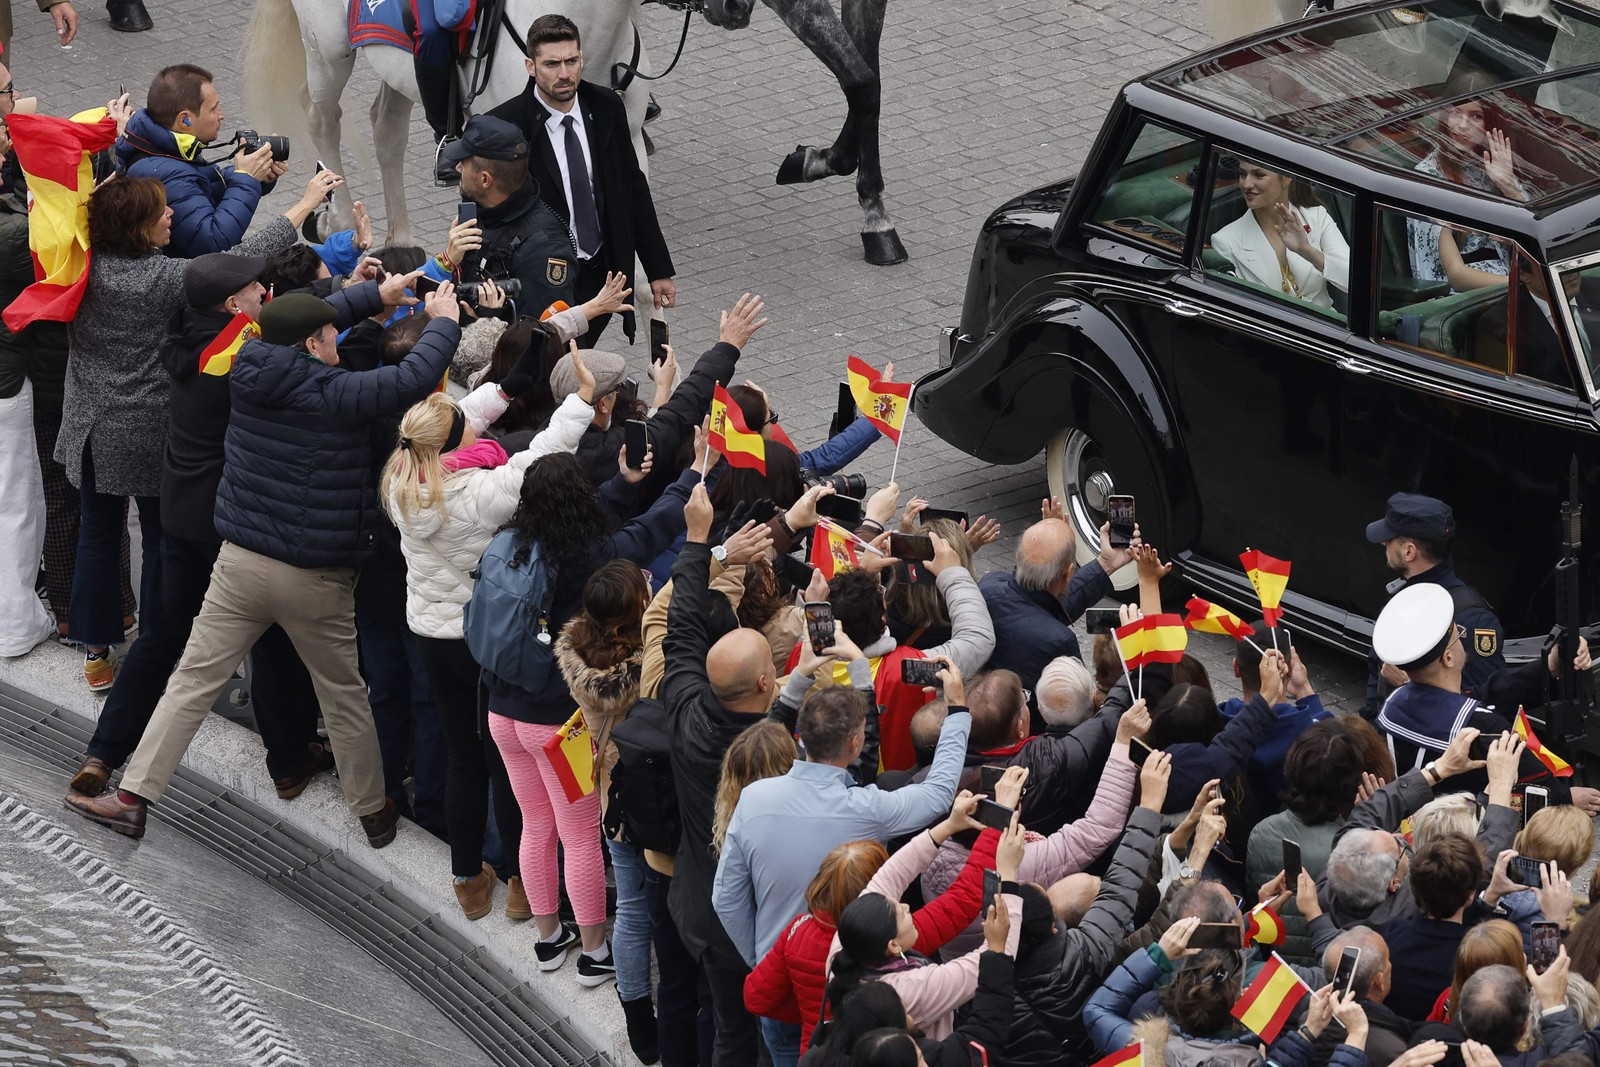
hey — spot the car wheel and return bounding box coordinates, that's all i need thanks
[1046,427,1140,592]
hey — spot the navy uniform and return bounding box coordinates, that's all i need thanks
[1362,493,1505,717]
[1372,584,1571,803]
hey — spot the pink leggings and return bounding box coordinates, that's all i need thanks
[487,712,607,927]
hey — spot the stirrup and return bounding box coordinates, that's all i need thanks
[433,136,462,187]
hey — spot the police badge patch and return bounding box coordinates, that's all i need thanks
[547,258,569,286]
[1474,629,1498,656]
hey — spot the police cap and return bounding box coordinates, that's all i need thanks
[442,116,530,163]
[1372,583,1456,672]
[1366,493,1455,544]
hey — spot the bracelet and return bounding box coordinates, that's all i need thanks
[435,252,456,274]
[1297,1025,1315,1042]
[859,518,885,533]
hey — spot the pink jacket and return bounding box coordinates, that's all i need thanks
[825,829,1021,1041]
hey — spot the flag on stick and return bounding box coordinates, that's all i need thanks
[1246,904,1287,947]
[196,312,261,377]
[710,382,766,474]
[810,518,870,580]
[1184,597,1256,640]
[541,707,597,804]
[1240,549,1292,627]
[1231,953,1311,1043]
[1515,707,1574,778]
[1113,614,1189,671]
[846,355,912,444]
[1089,1044,1143,1067]
[3,108,118,332]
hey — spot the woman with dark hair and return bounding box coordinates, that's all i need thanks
[1210,158,1349,309]
[55,169,331,690]
[885,519,972,649]
[486,436,708,986]
[1147,653,1286,818]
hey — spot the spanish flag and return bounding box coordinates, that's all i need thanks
[541,707,597,804]
[1185,596,1256,640]
[1246,904,1287,947]
[1515,707,1574,778]
[3,108,119,333]
[1231,953,1310,1043]
[710,382,766,474]
[1113,613,1188,671]
[810,518,863,580]
[197,313,261,377]
[1090,1044,1143,1067]
[846,355,912,444]
[1240,549,1292,627]
[768,420,798,454]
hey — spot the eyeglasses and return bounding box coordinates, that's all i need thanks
[0,85,17,100]
[766,409,781,427]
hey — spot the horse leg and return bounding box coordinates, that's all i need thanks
[305,47,358,235]
[840,0,904,264]
[371,82,417,246]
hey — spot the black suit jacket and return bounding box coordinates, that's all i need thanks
[1474,280,1600,388]
[488,81,674,291]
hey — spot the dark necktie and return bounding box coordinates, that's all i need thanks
[562,115,600,257]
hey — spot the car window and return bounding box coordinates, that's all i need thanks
[1087,124,1203,260]
[1199,149,1353,325]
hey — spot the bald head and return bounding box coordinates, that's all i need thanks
[1048,873,1100,929]
[1015,519,1076,593]
[908,700,948,766]
[707,628,775,710]
[1323,926,1391,1001]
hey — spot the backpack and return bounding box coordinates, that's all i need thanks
[605,698,681,854]
[462,529,556,692]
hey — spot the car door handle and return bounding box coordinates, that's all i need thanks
[1337,357,1372,375]
[1164,301,1204,318]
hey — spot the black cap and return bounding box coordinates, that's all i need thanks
[185,253,268,309]
[258,292,338,346]
[441,116,530,163]
[1365,492,1456,544]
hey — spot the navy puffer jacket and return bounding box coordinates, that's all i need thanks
[115,110,266,259]
[214,284,459,568]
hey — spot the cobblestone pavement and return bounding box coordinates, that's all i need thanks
[10,0,1383,704]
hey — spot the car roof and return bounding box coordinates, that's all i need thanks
[1141,0,1600,254]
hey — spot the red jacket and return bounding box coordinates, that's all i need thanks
[781,641,930,771]
[743,828,1000,1049]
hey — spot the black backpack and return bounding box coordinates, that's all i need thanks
[605,698,682,854]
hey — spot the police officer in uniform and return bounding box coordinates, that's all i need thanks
[1372,583,1597,810]
[1362,493,1505,717]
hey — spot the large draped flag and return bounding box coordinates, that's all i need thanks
[541,707,597,804]
[847,355,912,444]
[1246,904,1287,947]
[1232,953,1310,1043]
[1090,1044,1143,1067]
[197,312,261,377]
[710,382,766,474]
[3,108,118,332]
[1185,596,1256,640]
[1515,706,1574,778]
[811,518,865,580]
[1240,549,1292,627]
[1113,613,1188,672]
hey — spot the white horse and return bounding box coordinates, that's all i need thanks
[242,0,652,247]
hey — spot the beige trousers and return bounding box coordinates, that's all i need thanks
[121,541,386,816]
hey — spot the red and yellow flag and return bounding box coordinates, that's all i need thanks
[3,108,119,333]
[1090,1044,1143,1067]
[1113,613,1188,671]
[1246,904,1287,947]
[1184,596,1256,640]
[1232,953,1310,1043]
[1515,707,1574,778]
[810,518,864,580]
[710,382,766,475]
[847,355,912,444]
[768,420,797,454]
[197,312,261,377]
[1240,549,1292,627]
[541,707,596,804]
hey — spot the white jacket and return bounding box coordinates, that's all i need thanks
[1210,203,1349,310]
[391,390,595,639]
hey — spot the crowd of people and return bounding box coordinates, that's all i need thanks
[3,12,1600,1067]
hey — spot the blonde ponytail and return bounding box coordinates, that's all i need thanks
[381,392,456,523]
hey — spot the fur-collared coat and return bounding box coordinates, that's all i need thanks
[555,633,643,797]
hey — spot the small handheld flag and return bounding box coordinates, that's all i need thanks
[1089,1043,1143,1067]
[1184,597,1255,640]
[1515,707,1574,778]
[846,355,911,444]
[1112,613,1188,700]
[541,707,596,804]
[1240,549,1292,629]
[810,518,865,580]
[1231,953,1310,1043]
[709,382,766,475]
[196,312,261,377]
[1246,904,1287,947]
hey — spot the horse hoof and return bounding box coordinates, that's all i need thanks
[644,129,656,157]
[862,229,908,266]
[776,146,810,185]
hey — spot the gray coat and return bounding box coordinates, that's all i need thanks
[55,215,295,496]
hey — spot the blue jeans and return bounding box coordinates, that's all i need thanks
[760,1018,800,1067]
[69,447,161,647]
[607,837,652,1002]
[355,571,443,824]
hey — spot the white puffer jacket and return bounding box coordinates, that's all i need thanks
[391,390,595,639]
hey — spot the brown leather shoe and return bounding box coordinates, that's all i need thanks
[64,790,146,838]
[273,742,337,800]
[69,757,112,797]
[360,797,399,848]
[454,862,495,920]
[506,875,532,921]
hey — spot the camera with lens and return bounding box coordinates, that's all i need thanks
[458,278,522,305]
[801,470,867,499]
[234,129,290,162]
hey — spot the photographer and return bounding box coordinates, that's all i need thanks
[430,116,574,320]
[116,64,288,259]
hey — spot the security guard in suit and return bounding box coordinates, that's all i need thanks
[1362,493,1505,718]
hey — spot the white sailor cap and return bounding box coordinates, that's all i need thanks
[1372,583,1456,672]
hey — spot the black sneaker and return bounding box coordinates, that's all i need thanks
[577,945,617,988]
[360,797,399,848]
[535,921,580,971]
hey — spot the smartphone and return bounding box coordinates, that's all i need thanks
[974,798,1014,832]
[1188,922,1244,950]
[803,602,835,657]
[1084,606,1121,635]
[968,1041,990,1067]
[888,532,935,562]
[1332,946,1361,997]
[1282,840,1302,890]
[1129,737,1154,768]
[901,658,943,688]
[1469,733,1491,761]
[829,382,853,439]
[1524,785,1550,827]
[649,317,669,366]
[622,419,648,470]
[1509,855,1545,888]
[314,159,333,202]
[456,201,478,226]
[1531,921,1561,974]
[979,765,1007,794]
[413,275,441,297]
[1108,494,1136,549]
[816,493,864,527]
[772,553,813,590]
[919,507,969,527]
[982,869,1002,906]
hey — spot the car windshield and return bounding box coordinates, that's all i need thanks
[1553,256,1600,396]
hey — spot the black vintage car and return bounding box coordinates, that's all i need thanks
[915,0,1600,662]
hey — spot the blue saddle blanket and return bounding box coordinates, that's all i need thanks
[348,0,472,56]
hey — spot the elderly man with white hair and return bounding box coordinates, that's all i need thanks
[1036,656,1098,733]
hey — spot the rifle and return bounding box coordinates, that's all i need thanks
[1530,456,1593,773]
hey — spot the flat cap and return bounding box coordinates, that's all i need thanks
[1366,493,1456,544]
[185,253,268,310]
[1372,582,1456,672]
[442,115,530,163]
[258,292,338,346]
[549,349,629,403]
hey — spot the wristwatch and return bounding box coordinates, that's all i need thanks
[710,545,728,565]
[1422,761,1441,787]
[1178,864,1198,883]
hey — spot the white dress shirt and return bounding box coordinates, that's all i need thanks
[538,91,598,259]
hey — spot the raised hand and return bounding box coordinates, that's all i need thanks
[718,293,767,347]
[964,514,1001,552]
